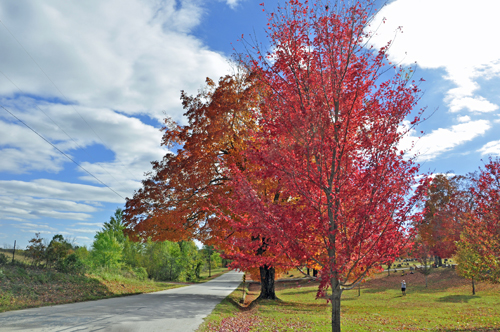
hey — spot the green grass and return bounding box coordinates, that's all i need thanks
[0,248,33,265]
[198,268,500,331]
[197,267,229,282]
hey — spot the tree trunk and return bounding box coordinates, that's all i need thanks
[472,277,475,295]
[208,254,211,277]
[257,265,277,300]
[331,278,342,332]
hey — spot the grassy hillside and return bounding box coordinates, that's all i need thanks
[198,268,500,331]
[0,262,184,313]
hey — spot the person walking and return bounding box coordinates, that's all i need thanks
[401,280,406,296]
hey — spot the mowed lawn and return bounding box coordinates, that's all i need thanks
[199,268,500,331]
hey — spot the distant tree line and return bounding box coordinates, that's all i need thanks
[410,157,500,294]
[0,208,225,282]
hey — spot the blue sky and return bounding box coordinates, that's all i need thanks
[1,0,499,249]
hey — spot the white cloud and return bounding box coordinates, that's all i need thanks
[12,222,56,231]
[457,115,471,123]
[0,179,124,222]
[22,230,53,234]
[0,0,230,121]
[67,228,100,234]
[3,216,25,221]
[479,140,500,156]
[75,222,103,227]
[370,0,500,114]
[447,95,499,113]
[0,118,68,174]
[0,0,234,228]
[0,179,124,203]
[225,0,241,9]
[401,120,491,161]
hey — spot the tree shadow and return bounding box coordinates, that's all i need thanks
[359,288,385,294]
[281,289,315,296]
[439,329,497,332]
[436,295,478,303]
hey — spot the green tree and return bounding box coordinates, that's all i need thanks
[26,233,46,267]
[122,238,144,268]
[202,245,215,277]
[103,208,126,243]
[91,229,123,269]
[46,234,73,268]
[141,239,184,281]
[455,237,495,295]
[179,241,203,281]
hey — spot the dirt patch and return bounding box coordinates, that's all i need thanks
[243,282,261,306]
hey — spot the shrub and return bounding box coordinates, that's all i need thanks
[57,253,86,275]
[0,253,8,265]
[134,267,148,281]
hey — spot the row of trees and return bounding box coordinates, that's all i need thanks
[414,160,500,294]
[122,1,499,332]
[24,208,223,282]
[123,1,431,331]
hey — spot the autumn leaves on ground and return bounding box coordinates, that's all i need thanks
[199,268,500,332]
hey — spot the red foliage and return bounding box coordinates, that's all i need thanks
[124,73,260,244]
[223,1,429,330]
[459,158,500,281]
[418,174,464,259]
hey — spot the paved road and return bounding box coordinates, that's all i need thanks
[0,270,244,332]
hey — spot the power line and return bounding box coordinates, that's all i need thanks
[1,104,126,200]
[0,17,138,180]
[0,68,123,184]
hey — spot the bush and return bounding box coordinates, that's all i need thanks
[57,253,86,275]
[134,267,148,281]
[0,253,8,265]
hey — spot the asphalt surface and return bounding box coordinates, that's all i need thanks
[0,270,244,332]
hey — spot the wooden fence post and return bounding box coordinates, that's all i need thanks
[12,240,16,263]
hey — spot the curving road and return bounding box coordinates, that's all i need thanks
[0,270,243,332]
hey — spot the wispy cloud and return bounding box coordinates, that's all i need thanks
[479,140,500,156]
[225,0,241,9]
[74,222,103,227]
[67,228,100,234]
[400,120,491,161]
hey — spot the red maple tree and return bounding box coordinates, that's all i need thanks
[418,174,464,263]
[456,158,500,284]
[223,1,429,330]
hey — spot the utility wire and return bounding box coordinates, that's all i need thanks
[0,17,138,180]
[0,68,123,184]
[1,104,126,200]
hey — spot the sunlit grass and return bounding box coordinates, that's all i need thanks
[198,268,500,331]
[197,267,229,282]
